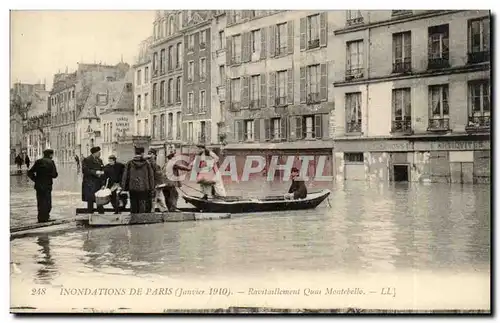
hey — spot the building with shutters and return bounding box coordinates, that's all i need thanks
[150,10,185,164]
[331,10,490,184]
[181,10,213,148]
[23,85,51,162]
[219,10,341,180]
[133,36,153,138]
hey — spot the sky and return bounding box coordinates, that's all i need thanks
[10,10,155,90]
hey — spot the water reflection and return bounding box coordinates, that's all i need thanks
[11,179,490,285]
[34,235,58,284]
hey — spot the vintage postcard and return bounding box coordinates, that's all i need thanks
[9,8,491,314]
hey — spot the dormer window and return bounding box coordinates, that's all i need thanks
[96,94,108,105]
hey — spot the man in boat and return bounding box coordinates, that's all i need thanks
[146,148,168,212]
[121,146,155,214]
[285,167,307,200]
[27,149,58,223]
[82,146,105,214]
[193,144,226,200]
[103,155,126,214]
[163,151,191,211]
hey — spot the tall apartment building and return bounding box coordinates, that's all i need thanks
[332,10,491,184]
[181,10,213,146]
[221,10,339,177]
[24,85,50,161]
[133,37,153,138]
[150,10,184,163]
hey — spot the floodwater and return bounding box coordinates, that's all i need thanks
[10,165,491,311]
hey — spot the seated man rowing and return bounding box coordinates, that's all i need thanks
[285,167,307,200]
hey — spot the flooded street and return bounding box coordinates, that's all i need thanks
[10,165,491,311]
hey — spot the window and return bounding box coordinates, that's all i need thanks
[244,119,254,141]
[276,70,287,106]
[168,46,173,70]
[188,122,194,142]
[468,80,490,127]
[219,30,225,50]
[393,32,411,73]
[231,78,241,107]
[200,90,206,112]
[200,121,206,142]
[232,35,242,63]
[188,34,195,51]
[160,49,166,73]
[137,120,141,136]
[468,17,490,63]
[428,24,449,68]
[152,83,158,107]
[160,81,165,105]
[188,61,194,82]
[344,152,363,163]
[392,10,412,16]
[250,29,261,56]
[345,92,362,133]
[392,88,411,132]
[307,14,320,49]
[153,52,158,74]
[176,112,181,139]
[188,92,194,113]
[168,79,173,104]
[168,113,173,139]
[250,75,260,108]
[306,64,320,103]
[176,43,182,68]
[219,65,225,85]
[144,119,149,136]
[137,69,142,85]
[346,40,364,78]
[200,30,207,49]
[144,93,148,110]
[169,16,175,35]
[346,10,363,26]
[176,77,182,102]
[276,23,287,55]
[428,84,449,130]
[144,67,149,83]
[200,58,207,81]
[152,115,157,138]
[271,118,281,140]
[137,95,141,110]
[160,114,165,139]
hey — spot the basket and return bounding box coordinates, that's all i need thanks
[95,179,112,206]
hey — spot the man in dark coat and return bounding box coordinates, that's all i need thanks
[121,147,155,214]
[25,155,31,169]
[82,146,105,214]
[27,149,58,223]
[285,167,308,200]
[147,148,168,212]
[163,151,191,211]
[15,154,23,171]
[103,155,126,214]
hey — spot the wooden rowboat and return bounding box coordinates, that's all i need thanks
[182,189,331,213]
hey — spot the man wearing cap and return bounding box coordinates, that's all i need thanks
[103,155,126,214]
[82,146,105,214]
[146,148,168,212]
[27,149,58,223]
[163,150,192,211]
[121,146,155,213]
[284,167,308,200]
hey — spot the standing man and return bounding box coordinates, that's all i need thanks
[147,148,168,212]
[82,146,105,214]
[163,151,191,211]
[27,149,58,223]
[74,154,81,174]
[25,154,31,170]
[15,153,23,171]
[121,147,155,213]
[103,155,126,214]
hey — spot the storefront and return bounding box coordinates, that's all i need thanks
[333,134,490,184]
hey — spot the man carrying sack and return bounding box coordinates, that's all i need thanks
[103,155,126,214]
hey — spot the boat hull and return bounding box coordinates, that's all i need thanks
[182,189,331,213]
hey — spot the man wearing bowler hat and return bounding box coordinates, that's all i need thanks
[121,146,155,213]
[27,149,58,223]
[82,146,105,214]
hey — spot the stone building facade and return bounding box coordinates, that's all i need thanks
[219,10,339,179]
[133,37,153,138]
[331,10,491,183]
[150,10,185,164]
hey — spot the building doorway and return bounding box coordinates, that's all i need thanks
[393,164,409,182]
